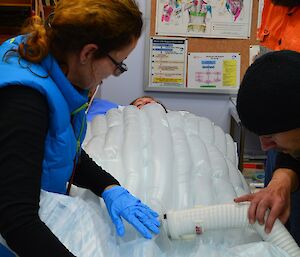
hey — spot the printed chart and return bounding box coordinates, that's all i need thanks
[156,0,252,39]
[188,52,240,91]
[149,37,188,88]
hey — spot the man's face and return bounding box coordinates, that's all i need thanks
[259,128,300,159]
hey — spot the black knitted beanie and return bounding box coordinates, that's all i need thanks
[237,50,300,136]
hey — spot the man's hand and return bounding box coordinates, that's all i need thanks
[234,168,297,233]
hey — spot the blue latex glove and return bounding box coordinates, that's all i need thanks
[102,186,160,239]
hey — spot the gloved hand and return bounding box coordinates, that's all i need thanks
[102,186,160,239]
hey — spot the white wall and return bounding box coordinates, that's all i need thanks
[98,0,233,133]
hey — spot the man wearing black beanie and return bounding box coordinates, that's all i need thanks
[252,0,300,245]
[234,50,300,240]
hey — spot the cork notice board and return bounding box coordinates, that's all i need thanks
[143,0,260,94]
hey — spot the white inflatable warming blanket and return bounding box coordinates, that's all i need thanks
[1,103,294,257]
[81,103,299,257]
[84,103,246,212]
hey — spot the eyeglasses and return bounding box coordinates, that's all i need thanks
[106,54,128,76]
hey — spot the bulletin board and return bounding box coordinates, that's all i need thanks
[143,0,260,94]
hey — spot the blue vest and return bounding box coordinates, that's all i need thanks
[0,35,89,194]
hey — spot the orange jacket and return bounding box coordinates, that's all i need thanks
[258,0,300,51]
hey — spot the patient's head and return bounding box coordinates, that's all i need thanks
[130,96,167,112]
[130,96,156,108]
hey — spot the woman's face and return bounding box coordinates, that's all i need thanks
[67,39,138,91]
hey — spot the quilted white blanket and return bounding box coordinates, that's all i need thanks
[2,103,294,257]
[79,103,297,257]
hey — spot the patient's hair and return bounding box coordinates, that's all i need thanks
[130,95,168,113]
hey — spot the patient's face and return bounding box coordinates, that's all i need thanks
[132,97,157,109]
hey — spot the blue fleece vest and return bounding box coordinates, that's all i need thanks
[0,35,89,194]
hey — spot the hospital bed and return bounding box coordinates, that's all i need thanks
[1,101,298,257]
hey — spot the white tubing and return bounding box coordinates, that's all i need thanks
[187,135,211,177]
[122,107,143,196]
[226,159,250,196]
[90,114,107,136]
[84,136,105,163]
[198,117,214,145]
[207,144,229,181]
[103,109,123,159]
[184,112,200,136]
[225,133,238,167]
[214,125,227,155]
[142,104,173,214]
[165,203,300,257]
[168,111,192,210]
